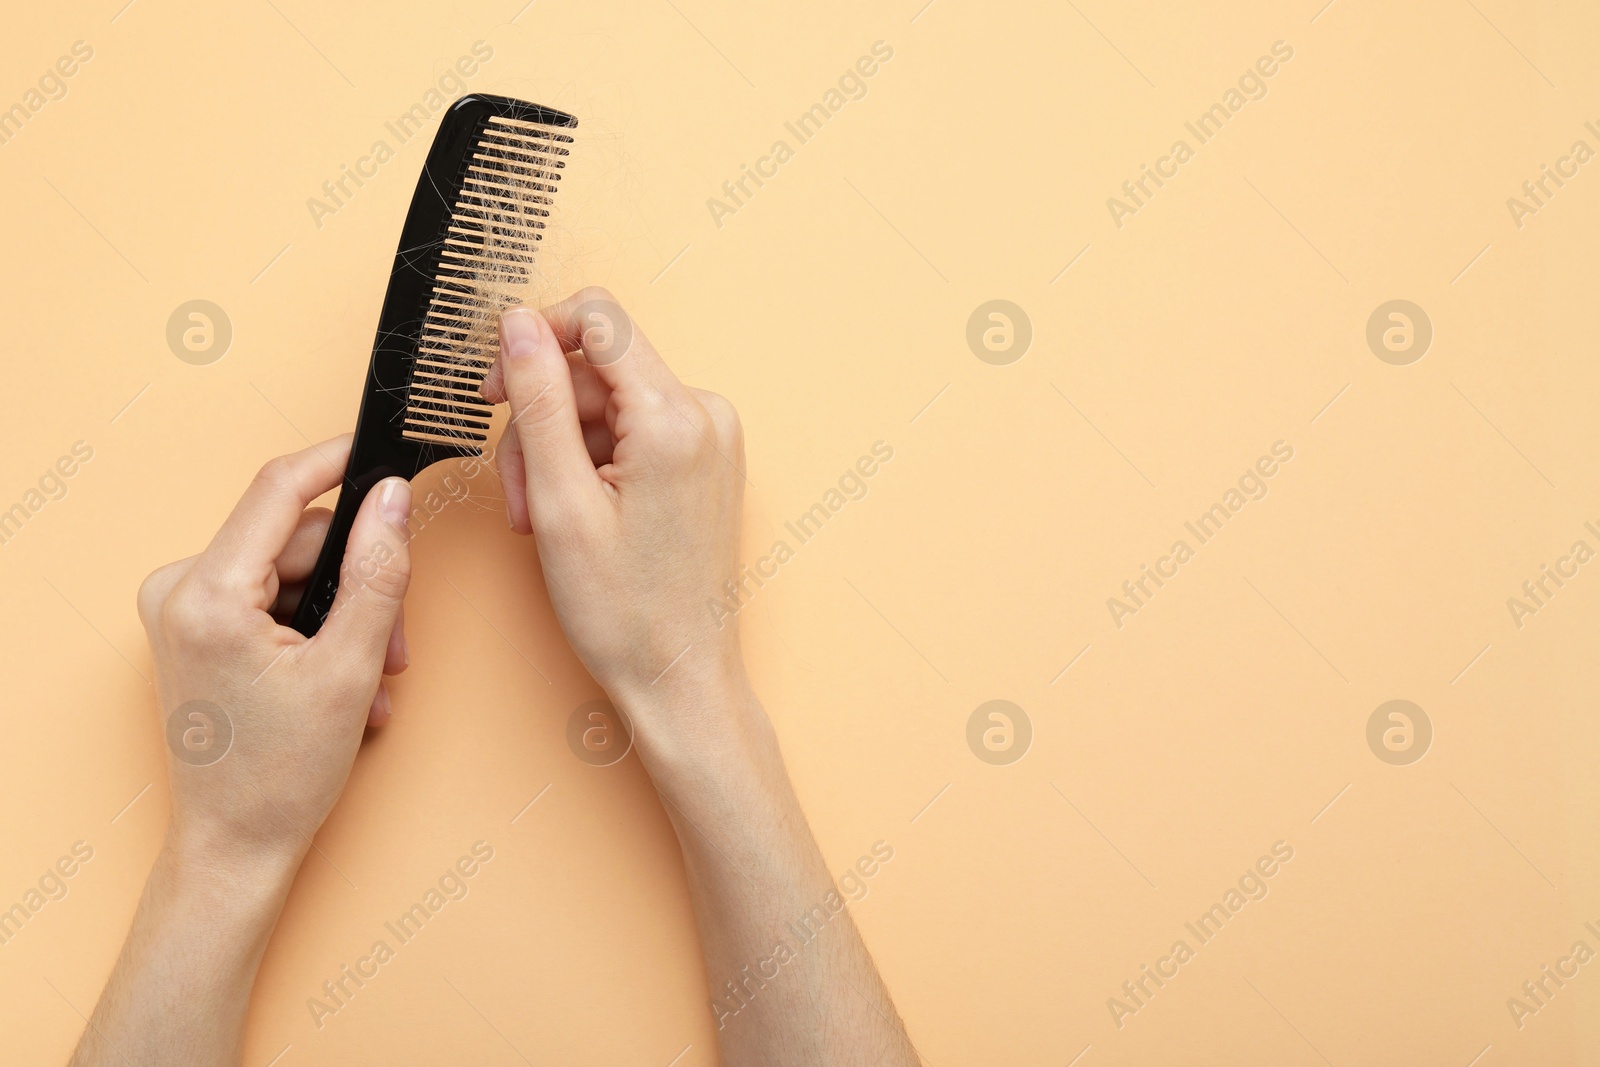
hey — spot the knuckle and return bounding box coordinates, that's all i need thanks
[573,285,618,307]
[135,563,180,627]
[657,412,709,463]
[159,582,218,643]
[253,455,295,490]
[702,393,742,447]
[694,407,719,448]
[344,537,410,603]
[135,582,157,629]
[510,377,566,430]
[626,392,674,439]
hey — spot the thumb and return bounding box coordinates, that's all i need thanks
[498,306,601,528]
[316,477,412,669]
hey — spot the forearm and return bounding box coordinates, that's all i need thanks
[70,832,299,1067]
[622,676,918,1066]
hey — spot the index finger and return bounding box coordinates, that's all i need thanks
[541,287,685,401]
[190,435,352,602]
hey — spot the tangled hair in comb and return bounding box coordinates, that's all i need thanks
[405,113,575,450]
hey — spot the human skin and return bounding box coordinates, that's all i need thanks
[70,290,918,1066]
[70,435,414,1066]
[483,290,919,1064]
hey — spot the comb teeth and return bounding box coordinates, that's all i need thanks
[402,114,575,448]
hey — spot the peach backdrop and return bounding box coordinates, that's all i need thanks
[2,1,1598,1063]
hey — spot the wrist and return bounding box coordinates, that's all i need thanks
[104,826,300,1025]
[613,671,821,899]
[610,666,781,792]
[161,820,303,918]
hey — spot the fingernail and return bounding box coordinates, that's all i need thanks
[501,307,541,361]
[370,686,392,726]
[378,478,411,526]
[402,634,410,667]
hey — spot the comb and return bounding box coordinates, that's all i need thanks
[291,93,577,636]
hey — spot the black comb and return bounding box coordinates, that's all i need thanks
[291,93,577,636]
